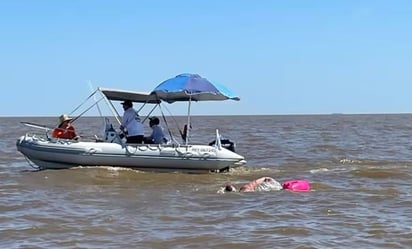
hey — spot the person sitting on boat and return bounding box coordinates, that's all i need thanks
[144,116,168,144]
[120,100,144,144]
[52,114,79,140]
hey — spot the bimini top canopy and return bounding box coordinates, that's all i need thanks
[99,87,160,104]
[151,73,240,103]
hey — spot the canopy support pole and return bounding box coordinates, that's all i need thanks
[185,95,192,146]
[98,88,122,125]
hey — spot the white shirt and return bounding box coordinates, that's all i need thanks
[121,107,144,137]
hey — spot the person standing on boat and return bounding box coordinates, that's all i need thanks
[52,114,79,140]
[120,100,144,143]
[144,116,167,144]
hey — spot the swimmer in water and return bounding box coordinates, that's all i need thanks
[222,177,283,193]
[220,177,310,193]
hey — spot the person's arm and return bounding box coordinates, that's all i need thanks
[240,177,268,192]
[149,129,155,140]
[68,125,80,140]
[120,110,132,130]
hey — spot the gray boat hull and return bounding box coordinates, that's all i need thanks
[16,135,246,172]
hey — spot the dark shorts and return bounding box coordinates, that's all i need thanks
[126,135,144,144]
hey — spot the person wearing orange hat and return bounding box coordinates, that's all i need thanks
[52,114,79,140]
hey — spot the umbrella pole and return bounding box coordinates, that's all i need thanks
[186,96,192,145]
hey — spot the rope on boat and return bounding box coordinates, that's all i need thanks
[147,145,160,151]
[23,155,41,170]
[175,146,194,158]
[201,152,211,159]
[160,104,185,143]
[125,144,139,154]
[125,144,160,154]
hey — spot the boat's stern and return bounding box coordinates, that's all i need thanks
[211,129,246,168]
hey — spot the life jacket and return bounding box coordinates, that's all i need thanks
[52,125,76,139]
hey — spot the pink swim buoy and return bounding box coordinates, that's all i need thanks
[282,179,311,192]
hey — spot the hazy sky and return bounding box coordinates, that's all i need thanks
[1,0,411,116]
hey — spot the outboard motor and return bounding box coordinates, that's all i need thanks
[105,124,118,142]
[101,118,121,143]
[209,137,236,152]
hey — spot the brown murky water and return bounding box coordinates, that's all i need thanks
[1,115,411,248]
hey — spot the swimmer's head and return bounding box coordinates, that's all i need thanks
[224,184,237,192]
